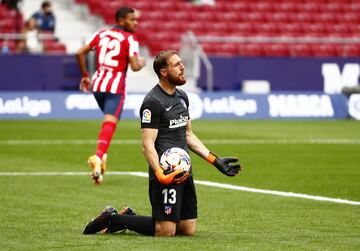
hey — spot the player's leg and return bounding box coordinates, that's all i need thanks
[94,92,124,161]
[149,179,185,236]
[96,92,125,161]
[176,177,198,236]
[110,178,181,237]
[108,176,181,237]
[109,214,155,236]
[83,208,178,236]
[176,219,197,236]
[154,177,197,236]
[154,220,177,236]
[88,92,124,184]
[108,214,177,237]
[94,114,118,176]
[87,92,106,184]
[95,114,118,160]
[84,179,190,236]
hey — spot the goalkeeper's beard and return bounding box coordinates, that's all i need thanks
[168,73,186,86]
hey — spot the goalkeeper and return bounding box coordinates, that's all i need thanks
[83,50,242,236]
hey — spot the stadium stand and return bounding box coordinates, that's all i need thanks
[0,0,100,54]
[75,0,360,57]
[0,2,21,52]
[1,0,358,57]
[42,38,66,54]
[0,1,68,54]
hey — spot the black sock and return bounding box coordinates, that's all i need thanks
[110,215,155,236]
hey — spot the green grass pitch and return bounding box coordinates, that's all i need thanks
[0,120,359,250]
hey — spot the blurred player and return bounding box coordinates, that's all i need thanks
[76,7,145,184]
[83,50,242,236]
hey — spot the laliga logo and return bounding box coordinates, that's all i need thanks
[187,93,257,119]
[0,96,51,117]
[348,94,360,120]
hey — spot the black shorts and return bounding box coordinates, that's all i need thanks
[93,92,125,119]
[149,176,197,221]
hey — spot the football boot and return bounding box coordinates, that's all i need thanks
[101,153,107,175]
[83,206,118,234]
[87,155,102,185]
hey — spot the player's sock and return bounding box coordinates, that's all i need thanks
[95,121,117,159]
[110,215,155,236]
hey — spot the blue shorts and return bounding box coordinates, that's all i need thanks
[93,92,125,119]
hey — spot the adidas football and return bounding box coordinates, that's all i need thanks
[160,147,191,173]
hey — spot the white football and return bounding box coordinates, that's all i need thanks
[160,147,191,173]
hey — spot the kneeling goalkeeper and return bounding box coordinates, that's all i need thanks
[83,50,242,236]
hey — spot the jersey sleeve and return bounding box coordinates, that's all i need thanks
[128,34,139,57]
[85,30,101,50]
[177,89,190,119]
[182,91,190,108]
[140,97,162,129]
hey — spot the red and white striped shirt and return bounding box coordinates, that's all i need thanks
[86,27,139,94]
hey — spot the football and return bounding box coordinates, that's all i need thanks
[160,147,191,173]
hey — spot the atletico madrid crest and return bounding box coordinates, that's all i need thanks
[164,205,172,215]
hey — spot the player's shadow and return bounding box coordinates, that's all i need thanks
[109,230,146,237]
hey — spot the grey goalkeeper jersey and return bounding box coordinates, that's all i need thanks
[140,84,191,180]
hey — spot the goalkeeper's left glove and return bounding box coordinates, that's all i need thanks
[207,152,242,176]
[173,171,189,184]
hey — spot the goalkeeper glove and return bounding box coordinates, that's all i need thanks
[173,171,189,184]
[155,167,187,185]
[207,152,242,177]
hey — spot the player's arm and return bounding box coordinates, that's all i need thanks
[75,44,92,92]
[186,120,242,176]
[128,35,145,71]
[141,128,161,174]
[141,128,183,185]
[129,55,145,72]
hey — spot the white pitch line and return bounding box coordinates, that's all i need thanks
[1,138,360,145]
[0,171,359,206]
[194,180,360,206]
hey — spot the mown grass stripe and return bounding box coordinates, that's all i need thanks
[1,138,360,145]
[1,171,359,206]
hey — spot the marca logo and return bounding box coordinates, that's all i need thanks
[65,94,98,110]
[268,94,334,117]
[0,96,51,117]
[322,63,360,94]
[169,115,189,129]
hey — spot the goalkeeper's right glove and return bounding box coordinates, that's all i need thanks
[207,152,242,177]
[154,167,185,185]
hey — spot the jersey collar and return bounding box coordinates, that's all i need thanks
[113,25,125,31]
[157,84,177,97]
